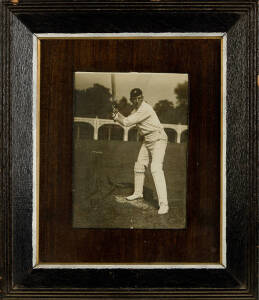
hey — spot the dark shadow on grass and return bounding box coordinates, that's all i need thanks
[143,187,159,209]
[77,175,159,210]
[110,180,158,209]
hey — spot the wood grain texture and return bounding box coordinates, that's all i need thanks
[16,12,241,34]
[0,0,257,298]
[226,13,252,285]
[10,13,34,284]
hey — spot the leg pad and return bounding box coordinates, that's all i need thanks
[150,162,163,174]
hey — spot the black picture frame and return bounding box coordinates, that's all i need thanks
[0,0,258,299]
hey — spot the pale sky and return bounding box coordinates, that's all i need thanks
[74,72,188,107]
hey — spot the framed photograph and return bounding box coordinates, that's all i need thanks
[72,71,189,229]
[0,1,257,299]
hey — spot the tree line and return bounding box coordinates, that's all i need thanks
[74,82,188,125]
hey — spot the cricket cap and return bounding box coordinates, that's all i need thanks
[130,88,143,100]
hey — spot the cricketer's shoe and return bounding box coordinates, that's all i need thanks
[126,194,143,201]
[158,205,169,215]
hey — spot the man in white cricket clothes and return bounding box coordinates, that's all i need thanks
[113,88,169,215]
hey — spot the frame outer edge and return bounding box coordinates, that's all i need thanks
[3,0,256,13]
[0,0,3,294]
[242,2,258,298]
[0,0,258,299]
[257,4,259,300]
[249,2,258,298]
[0,0,11,296]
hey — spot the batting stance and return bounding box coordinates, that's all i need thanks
[112,88,169,215]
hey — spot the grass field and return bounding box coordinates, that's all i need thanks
[73,139,187,229]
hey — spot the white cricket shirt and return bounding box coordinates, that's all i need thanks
[115,101,167,142]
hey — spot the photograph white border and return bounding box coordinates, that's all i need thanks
[32,32,227,269]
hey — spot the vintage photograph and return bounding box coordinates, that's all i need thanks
[73,72,189,229]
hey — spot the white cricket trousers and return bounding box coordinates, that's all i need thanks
[134,139,168,208]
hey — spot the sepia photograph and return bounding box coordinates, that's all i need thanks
[73,72,189,229]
